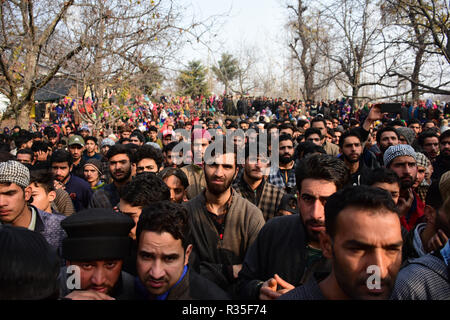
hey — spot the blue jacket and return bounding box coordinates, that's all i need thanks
[33,205,67,252]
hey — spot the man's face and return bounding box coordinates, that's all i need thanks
[312,121,327,139]
[163,175,186,204]
[118,199,142,240]
[0,183,30,224]
[164,151,177,168]
[29,182,54,213]
[306,134,322,146]
[389,156,417,189]
[413,166,426,188]
[341,136,362,164]
[137,231,192,297]
[379,132,398,153]
[130,136,143,146]
[280,128,293,137]
[297,179,337,243]
[121,131,131,139]
[323,208,403,300]
[16,153,33,165]
[204,153,236,195]
[326,120,333,129]
[371,182,400,204]
[333,131,342,145]
[51,161,72,183]
[439,137,450,157]
[422,137,439,159]
[240,123,249,131]
[192,138,209,164]
[163,135,172,146]
[423,122,435,130]
[279,139,294,164]
[68,144,84,161]
[83,165,100,185]
[149,131,158,141]
[49,136,58,146]
[101,145,110,156]
[136,158,158,174]
[109,154,132,183]
[69,260,123,295]
[244,155,270,181]
[85,140,97,154]
[408,124,421,136]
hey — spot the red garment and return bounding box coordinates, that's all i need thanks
[400,191,425,231]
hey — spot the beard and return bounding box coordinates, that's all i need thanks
[343,152,361,164]
[206,174,234,195]
[279,153,294,164]
[332,249,398,300]
[400,175,415,189]
[303,218,325,242]
[111,166,132,183]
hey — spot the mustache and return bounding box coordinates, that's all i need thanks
[304,219,325,227]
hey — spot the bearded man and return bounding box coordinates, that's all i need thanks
[184,138,265,299]
[268,134,296,193]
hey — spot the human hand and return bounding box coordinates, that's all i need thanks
[397,188,414,217]
[259,274,295,300]
[65,290,115,300]
[427,229,448,252]
[232,264,242,279]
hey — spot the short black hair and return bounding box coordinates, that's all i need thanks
[295,141,326,159]
[339,129,362,149]
[0,225,59,299]
[31,141,49,153]
[163,141,179,154]
[17,148,34,158]
[130,131,145,143]
[376,126,399,145]
[295,154,350,193]
[136,201,191,250]
[439,129,450,143]
[119,172,170,207]
[50,150,72,166]
[362,167,400,187]
[325,185,399,239]
[417,129,439,148]
[84,136,98,144]
[304,127,323,140]
[106,143,134,162]
[29,170,55,194]
[135,145,164,170]
[158,167,189,189]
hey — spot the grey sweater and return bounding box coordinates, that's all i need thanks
[184,189,265,296]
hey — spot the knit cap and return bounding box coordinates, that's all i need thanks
[396,127,416,145]
[0,160,30,188]
[83,158,103,175]
[383,144,416,167]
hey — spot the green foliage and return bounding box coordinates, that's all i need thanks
[212,53,239,93]
[176,60,210,97]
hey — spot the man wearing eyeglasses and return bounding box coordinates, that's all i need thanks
[233,142,285,221]
[237,154,350,300]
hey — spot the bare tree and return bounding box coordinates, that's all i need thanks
[0,0,86,127]
[286,0,333,102]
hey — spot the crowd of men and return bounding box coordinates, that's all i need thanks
[0,97,449,301]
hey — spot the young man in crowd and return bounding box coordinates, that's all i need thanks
[158,167,189,204]
[268,134,296,193]
[135,201,229,300]
[185,138,265,297]
[238,154,350,300]
[59,208,136,300]
[83,159,105,191]
[67,135,86,178]
[51,150,93,212]
[135,144,164,174]
[0,160,66,251]
[82,136,102,162]
[279,185,403,300]
[89,144,134,208]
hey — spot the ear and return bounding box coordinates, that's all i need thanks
[424,205,437,226]
[24,186,32,202]
[319,232,333,259]
[184,244,193,266]
[48,190,57,203]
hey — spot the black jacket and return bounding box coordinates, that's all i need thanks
[432,154,450,182]
[237,214,330,300]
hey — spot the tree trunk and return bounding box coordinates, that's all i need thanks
[16,102,33,129]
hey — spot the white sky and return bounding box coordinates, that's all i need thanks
[178,0,287,67]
